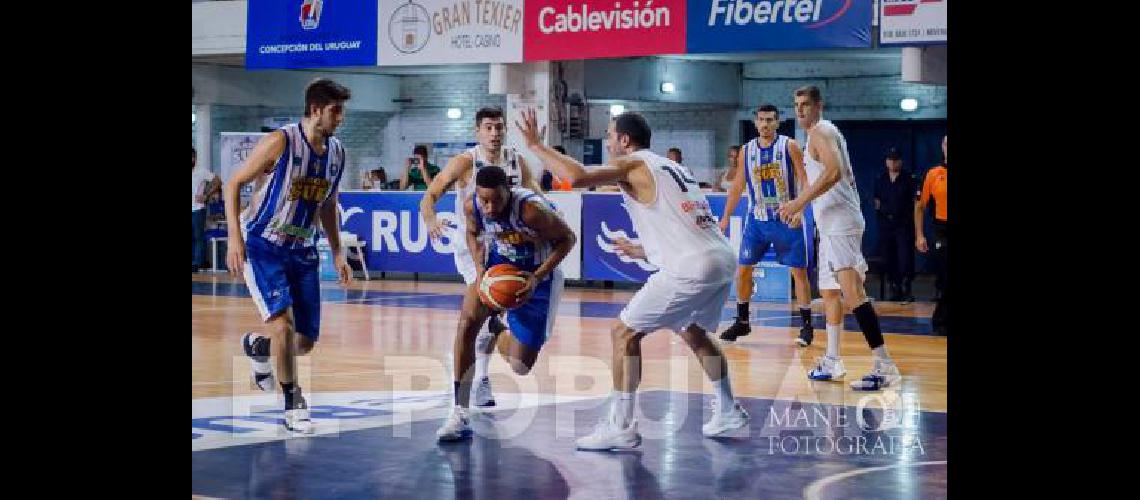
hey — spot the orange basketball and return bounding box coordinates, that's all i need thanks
[478,263,529,310]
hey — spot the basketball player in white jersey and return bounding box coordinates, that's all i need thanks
[224,78,354,433]
[435,166,576,441]
[717,103,817,347]
[777,86,901,391]
[516,108,750,450]
[420,107,545,409]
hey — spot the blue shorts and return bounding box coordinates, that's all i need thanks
[242,235,322,341]
[486,253,563,352]
[738,216,812,269]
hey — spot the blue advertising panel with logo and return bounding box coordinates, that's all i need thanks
[337,192,462,274]
[686,0,872,53]
[581,193,753,282]
[246,0,378,69]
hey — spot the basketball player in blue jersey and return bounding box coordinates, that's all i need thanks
[223,79,354,433]
[717,104,817,347]
[436,166,577,441]
[778,86,901,391]
[420,108,546,409]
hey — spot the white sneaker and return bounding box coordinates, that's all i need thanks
[437,406,473,442]
[471,376,496,408]
[808,355,847,381]
[851,359,902,391]
[284,407,313,434]
[702,401,750,437]
[576,417,641,451]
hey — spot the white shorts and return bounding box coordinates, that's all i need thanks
[620,271,732,335]
[451,228,479,285]
[817,233,868,290]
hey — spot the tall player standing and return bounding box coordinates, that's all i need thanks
[778,86,901,391]
[226,79,355,433]
[420,107,546,408]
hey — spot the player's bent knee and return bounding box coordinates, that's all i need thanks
[296,336,316,355]
[510,359,532,376]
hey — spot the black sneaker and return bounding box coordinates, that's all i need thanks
[718,321,751,342]
[795,324,814,347]
[488,314,506,335]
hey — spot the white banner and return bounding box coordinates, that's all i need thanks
[545,191,582,280]
[378,0,524,66]
[880,0,947,45]
[219,132,267,205]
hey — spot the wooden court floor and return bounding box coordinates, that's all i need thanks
[192,273,945,411]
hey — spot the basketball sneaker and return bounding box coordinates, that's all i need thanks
[241,332,276,392]
[488,313,506,335]
[472,376,496,408]
[808,355,846,381]
[437,406,473,442]
[576,416,642,451]
[795,324,814,347]
[702,401,750,437]
[283,392,313,435]
[718,321,751,342]
[850,359,902,391]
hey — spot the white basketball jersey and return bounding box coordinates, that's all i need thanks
[622,150,735,283]
[454,145,524,224]
[803,120,864,236]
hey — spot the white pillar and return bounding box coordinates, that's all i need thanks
[195,104,213,174]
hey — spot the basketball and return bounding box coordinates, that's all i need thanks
[478,263,529,310]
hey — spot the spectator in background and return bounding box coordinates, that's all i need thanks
[666,147,683,164]
[400,144,440,190]
[363,168,387,190]
[873,147,917,302]
[916,135,948,336]
[192,147,221,273]
[716,145,741,192]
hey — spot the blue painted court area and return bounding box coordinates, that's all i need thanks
[193,282,935,335]
[191,391,946,499]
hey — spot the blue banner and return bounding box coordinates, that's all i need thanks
[581,193,752,282]
[686,0,872,53]
[246,0,378,70]
[337,192,461,274]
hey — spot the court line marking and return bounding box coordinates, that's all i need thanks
[193,370,394,386]
[803,460,947,500]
